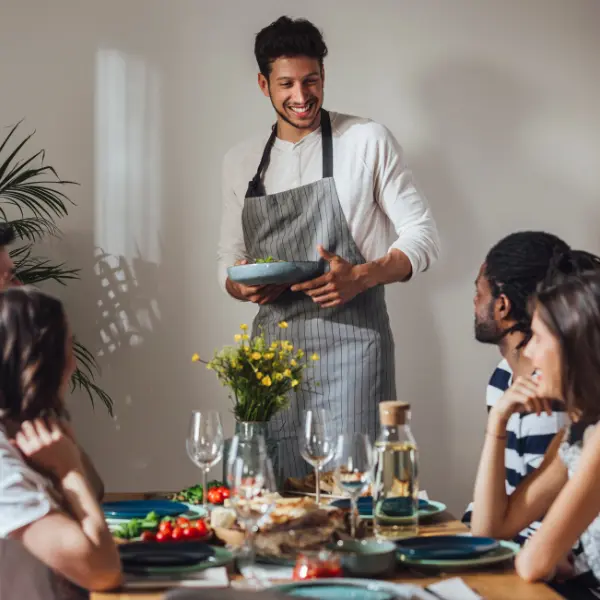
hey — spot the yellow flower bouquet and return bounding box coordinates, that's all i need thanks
[192,322,319,422]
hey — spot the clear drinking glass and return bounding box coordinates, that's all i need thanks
[186,410,224,510]
[229,451,277,588]
[300,409,334,504]
[333,432,375,538]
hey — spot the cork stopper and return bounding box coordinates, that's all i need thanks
[379,401,410,426]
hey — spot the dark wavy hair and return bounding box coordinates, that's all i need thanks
[254,16,328,78]
[534,271,600,422]
[0,287,69,424]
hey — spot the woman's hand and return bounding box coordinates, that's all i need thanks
[14,419,83,479]
[491,376,553,426]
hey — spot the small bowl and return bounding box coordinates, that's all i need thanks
[327,539,397,578]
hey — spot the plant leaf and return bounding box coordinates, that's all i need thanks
[8,217,60,242]
[0,122,113,414]
[13,248,80,286]
[0,129,35,183]
[0,121,24,157]
[70,367,114,416]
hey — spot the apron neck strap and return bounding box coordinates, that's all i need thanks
[245,109,333,198]
[246,124,278,198]
[321,109,333,178]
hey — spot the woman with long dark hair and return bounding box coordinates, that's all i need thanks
[0,287,122,599]
[471,269,600,596]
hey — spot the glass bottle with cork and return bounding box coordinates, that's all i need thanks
[373,400,419,540]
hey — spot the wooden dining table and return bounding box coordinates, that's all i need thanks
[93,492,563,600]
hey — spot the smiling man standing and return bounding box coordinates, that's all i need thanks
[218,16,440,478]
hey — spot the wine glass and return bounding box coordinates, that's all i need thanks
[300,409,334,504]
[333,432,375,538]
[186,410,224,511]
[229,451,277,588]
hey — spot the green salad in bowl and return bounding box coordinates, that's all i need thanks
[254,256,281,263]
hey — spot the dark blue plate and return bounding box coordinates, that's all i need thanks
[330,497,430,516]
[102,499,188,519]
[395,535,499,560]
[119,540,215,572]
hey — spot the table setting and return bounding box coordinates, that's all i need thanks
[91,325,561,599]
[95,407,555,599]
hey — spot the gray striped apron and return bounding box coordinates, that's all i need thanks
[242,109,396,479]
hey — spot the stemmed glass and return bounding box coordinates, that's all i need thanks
[186,410,224,511]
[333,432,375,538]
[228,440,277,588]
[300,409,335,504]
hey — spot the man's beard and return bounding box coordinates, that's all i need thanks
[474,303,506,345]
[474,317,505,345]
[270,94,322,131]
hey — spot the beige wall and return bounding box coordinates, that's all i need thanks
[0,0,598,514]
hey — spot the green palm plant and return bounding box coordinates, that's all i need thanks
[0,121,113,414]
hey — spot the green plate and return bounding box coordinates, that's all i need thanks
[124,546,233,575]
[397,540,519,569]
[273,578,432,599]
[331,499,447,522]
[417,500,446,522]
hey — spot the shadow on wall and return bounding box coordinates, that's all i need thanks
[64,236,185,485]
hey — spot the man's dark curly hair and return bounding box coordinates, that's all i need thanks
[485,232,600,348]
[254,16,328,78]
[484,232,570,346]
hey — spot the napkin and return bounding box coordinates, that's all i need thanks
[123,566,229,589]
[426,577,483,600]
[234,563,294,587]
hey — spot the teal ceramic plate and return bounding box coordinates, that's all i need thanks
[396,535,499,559]
[227,261,322,286]
[122,546,233,575]
[397,540,520,569]
[103,500,187,519]
[107,504,207,528]
[273,578,437,599]
[330,497,446,522]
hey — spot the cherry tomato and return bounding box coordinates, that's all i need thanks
[171,526,183,541]
[140,531,156,542]
[220,487,230,500]
[194,519,208,536]
[158,521,173,534]
[293,554,342,580]
[182,527,198,539]
[207,488,224,504]
[155,531,168,542]
[176,517,190,528]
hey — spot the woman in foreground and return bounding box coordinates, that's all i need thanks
[0,287,122,599]
[471,270,600,596]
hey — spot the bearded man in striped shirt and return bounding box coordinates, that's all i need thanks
[463,232,600,545]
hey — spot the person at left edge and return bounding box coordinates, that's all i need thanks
[217,16,440,479]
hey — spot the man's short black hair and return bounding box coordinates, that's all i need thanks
[254,16,328,78]
[484,231,570,345]
[0,224,15,247]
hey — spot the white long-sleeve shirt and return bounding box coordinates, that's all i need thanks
[217,111,440,291]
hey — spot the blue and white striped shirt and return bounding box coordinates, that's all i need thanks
[464,359,569,544]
